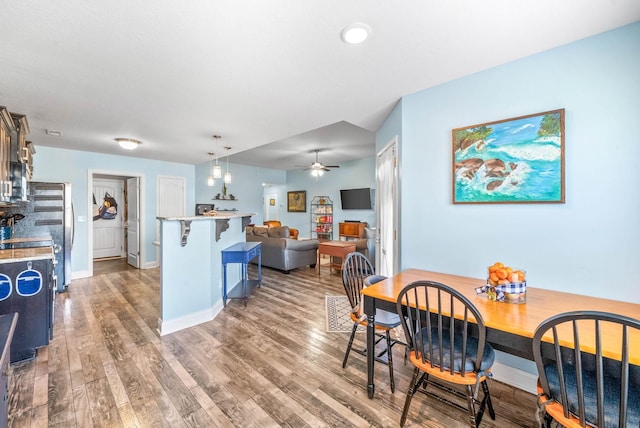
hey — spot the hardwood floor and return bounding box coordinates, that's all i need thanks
[8,264,538,427]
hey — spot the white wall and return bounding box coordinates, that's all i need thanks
[386,22,640,303]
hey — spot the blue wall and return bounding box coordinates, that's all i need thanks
[277,157,377,238]
[33,146,195,274]
[381,22,640,303]
[194,161,286,219]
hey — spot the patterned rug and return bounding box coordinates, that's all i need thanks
[325,295,364,333]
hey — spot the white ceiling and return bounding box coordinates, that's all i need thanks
[1,1,638,170]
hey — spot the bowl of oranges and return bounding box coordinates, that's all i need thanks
[486,262,527,303]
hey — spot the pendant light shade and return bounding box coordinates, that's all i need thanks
[224,146,232,183]
[212,135,223,178]
[213,164,222,179]
[207,152,215,186]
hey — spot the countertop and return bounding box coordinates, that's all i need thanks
[0,246,55,263]
[157,212,255,221]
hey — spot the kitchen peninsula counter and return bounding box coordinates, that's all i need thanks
[0,246,54,263]
[157,212,254,335]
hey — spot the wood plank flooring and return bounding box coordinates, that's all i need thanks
[8,262,538,427]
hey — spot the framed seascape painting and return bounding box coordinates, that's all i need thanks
[452,109,565,204]
[287,190,306,212]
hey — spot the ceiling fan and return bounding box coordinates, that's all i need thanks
[306,149,340,174]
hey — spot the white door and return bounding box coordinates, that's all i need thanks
[126,177,140,268]
[376,138,399,276]
[157,176,185,240]
[93,178,125,259]
[264,192,278,221]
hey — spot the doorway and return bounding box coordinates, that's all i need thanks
[264,192,278,221]
[88,170,144,277]
[376,137,399,276]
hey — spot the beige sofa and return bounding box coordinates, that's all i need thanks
[246,225,319,273]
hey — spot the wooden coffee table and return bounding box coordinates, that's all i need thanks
[317,240,356,276]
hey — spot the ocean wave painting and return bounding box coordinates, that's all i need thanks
[452,109,565,204]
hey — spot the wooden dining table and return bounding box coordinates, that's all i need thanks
[361,269,640,398]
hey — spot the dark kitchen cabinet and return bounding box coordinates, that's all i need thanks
[0,251,54,363]
[0,313,17,428]
[0,108,14,204]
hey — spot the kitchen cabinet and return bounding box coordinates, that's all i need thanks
[311,196,333,241]
[9,113,29,164]
[0,313,18,428]
[0,247,54,362]
[0,108,15,204]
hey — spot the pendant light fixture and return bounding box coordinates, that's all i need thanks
[212,135,222,178]
[224,146,232,184]
[207,152,215,186]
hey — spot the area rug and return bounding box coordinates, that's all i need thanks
[325,295,364,333]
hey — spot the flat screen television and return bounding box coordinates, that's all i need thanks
[340,188,372,210]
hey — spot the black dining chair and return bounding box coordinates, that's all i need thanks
[532,310,640,428]
[341,251,403,392]
[396,280,496,428]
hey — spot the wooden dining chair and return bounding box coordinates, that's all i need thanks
[341,251,402,392]
[396,280,496,428]
[532,310,640,428]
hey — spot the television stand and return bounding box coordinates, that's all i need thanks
[339,222,367,240]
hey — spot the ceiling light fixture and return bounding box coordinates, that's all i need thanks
[224,146,232,184]
[46,129,63,137]
[207,152,215,187]
[212,135,222,178]
[115,138,141,150]
[340,22,372,44]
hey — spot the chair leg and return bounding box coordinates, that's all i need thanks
[481,380,495,420]
[400,367,423,427]
[342,323,359,368]
[385,330,395,393]
[464,385,477,428]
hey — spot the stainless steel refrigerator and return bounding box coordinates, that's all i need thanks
[5,182,73,292]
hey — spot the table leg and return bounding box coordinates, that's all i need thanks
[363,294,376,398]
[317,249,321,276]
[223,263,228,307]
[242,262,248,307]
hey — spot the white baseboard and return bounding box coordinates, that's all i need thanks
[142,261,159,269]
[157,302,224,336]
[490,361,538,394]
[72,270,91,279]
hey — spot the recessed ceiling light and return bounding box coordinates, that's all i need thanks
[115,138,142,150]
[341,22,372,44]
[46,129,63,137]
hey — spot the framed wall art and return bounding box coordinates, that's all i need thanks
[452,109,565,204]
[287,190,306,212]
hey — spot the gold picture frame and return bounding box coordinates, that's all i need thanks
[287,190,306,212]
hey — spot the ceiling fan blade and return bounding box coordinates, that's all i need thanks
[324,165,340,168]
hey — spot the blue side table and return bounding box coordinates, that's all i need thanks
[221,241,262,306]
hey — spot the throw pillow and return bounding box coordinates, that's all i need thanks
[253,226,268,237]
[267,225,289,238]
[245,226,254,235]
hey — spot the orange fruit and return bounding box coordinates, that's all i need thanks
[492,262,504,269]
[496,268,508,280]
[498,279,510,285]
[489,272,499,283]
[515,270,526,282]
